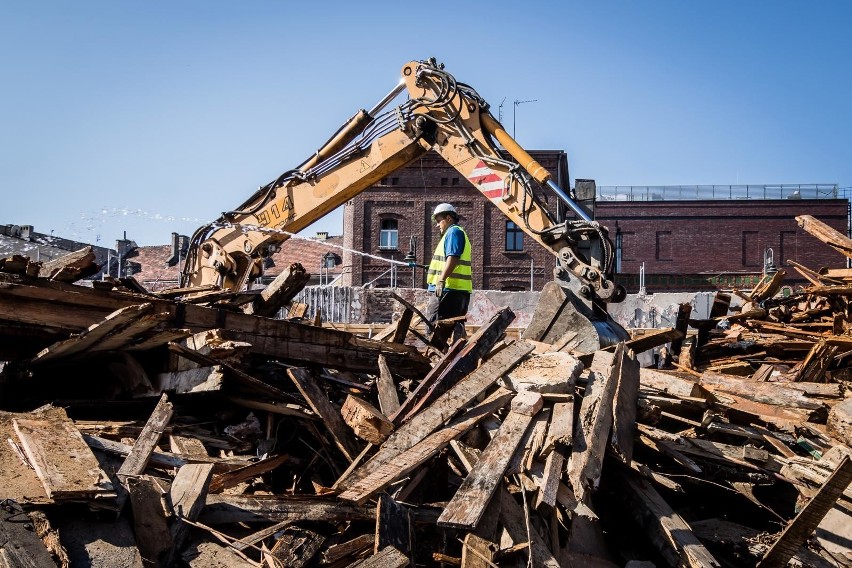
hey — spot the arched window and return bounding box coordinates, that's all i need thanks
[380,219,399,250]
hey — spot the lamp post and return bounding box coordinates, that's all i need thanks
[403,235,417,289]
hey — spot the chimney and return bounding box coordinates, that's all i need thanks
[20,225,33,241]
[573,179,597,220]
[316,231,329,241]
[166,232,180,266]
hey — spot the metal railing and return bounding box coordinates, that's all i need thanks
[597,184,840,202]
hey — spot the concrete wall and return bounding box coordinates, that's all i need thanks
[297,285,732,334]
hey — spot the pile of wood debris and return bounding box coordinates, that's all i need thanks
[0,214,851,567]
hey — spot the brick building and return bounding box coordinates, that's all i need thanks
[342,151,848,293]
[596,186,848,292]
[342,150,571,291]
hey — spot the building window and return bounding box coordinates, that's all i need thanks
[655,231,672,261]
[441,177,448,186]
[451,177,459,186]
[505,221,524,251]
[380,219,399,250]
[780,231,796,266]
[391,177,400,186]
[742,231,759,266]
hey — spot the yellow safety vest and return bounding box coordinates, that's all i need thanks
[427,225,473,292]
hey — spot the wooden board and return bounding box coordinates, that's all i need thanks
[339,341,534,489]
[437,395,541,529]
[117,394,174,482]
[338,389,514,505]
[288,368,361,462]
[13,411,114,500]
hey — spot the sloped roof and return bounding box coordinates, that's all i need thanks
[130,235,344,291]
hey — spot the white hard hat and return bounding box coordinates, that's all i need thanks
[432,203,457,219]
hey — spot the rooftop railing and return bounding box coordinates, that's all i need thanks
[596,184,841,201]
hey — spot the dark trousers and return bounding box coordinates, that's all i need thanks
[429,290,470,349]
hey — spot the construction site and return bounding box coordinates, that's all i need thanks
[3,56,852,568]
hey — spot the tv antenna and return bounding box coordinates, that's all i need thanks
[513,99,538,138]
[498,97,507,123]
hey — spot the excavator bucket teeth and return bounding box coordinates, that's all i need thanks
[523,281,629,353]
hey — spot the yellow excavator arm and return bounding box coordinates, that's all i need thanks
[181,58,628,349]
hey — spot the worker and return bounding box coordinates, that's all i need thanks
[426,203,472,348]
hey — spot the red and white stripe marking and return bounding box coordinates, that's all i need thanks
[468,161,505,198]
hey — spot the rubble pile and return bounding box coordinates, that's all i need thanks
[0,214,850,567]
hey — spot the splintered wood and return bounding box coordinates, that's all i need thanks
[4,221,852,566]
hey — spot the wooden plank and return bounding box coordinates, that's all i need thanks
[0,273,432,378]
[341,395,393,445]
[338,389,514,505]
[84,434,250,472]
[541,400,573,456]
[117,394,174,482]
[569,346,623,501]
[152,366,225,394]
[349,545,409,568]
[757,456,852,568]
[318,534,374,564]
[639,367,702,398]
[167,341,293,400]
[603,327,682,355]
[498,489,561,568]
[796,214,852,259]
[200,494,374,525]
[12,411,114,500]
[169,435,209,459]
[535,447,566,509]
[375,354,400,416]
[41,245,99,281]
[461,533,497,568]
[339,341,534,489]
[375,494,411,559]
[395,308,516,422]
[268,526,326,568]
[388,338,467,425]
[168,463,214,565]
[615,468,720,568]
[251,261,310,317]
[30,303,154,364]
[699,371,824,410]
[287,367,361,462]
[127,475,173,568]
[437,392,542,529]
[610,345,640,465]
[208,454,288,493]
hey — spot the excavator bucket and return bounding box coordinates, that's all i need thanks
[522,281,629,353]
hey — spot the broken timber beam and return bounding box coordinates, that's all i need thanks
[437,391,542,529]
[614,468,720,568]
[796,215,852,259]
[757,456,852,568]
[287,368,362,462]
[337,340,534,489]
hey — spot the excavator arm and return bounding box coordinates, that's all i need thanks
[181,58,628,349]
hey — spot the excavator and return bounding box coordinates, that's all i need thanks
[180,58,628,351]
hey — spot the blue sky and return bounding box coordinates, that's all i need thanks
[2,1,850,246]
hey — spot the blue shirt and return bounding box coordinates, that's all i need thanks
[443,225,466,258]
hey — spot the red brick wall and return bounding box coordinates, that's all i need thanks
[342,149,848,292]
[596,199,848,275]
[343,150,568,291]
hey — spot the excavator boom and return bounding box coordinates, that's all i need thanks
[181,58,628,350]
